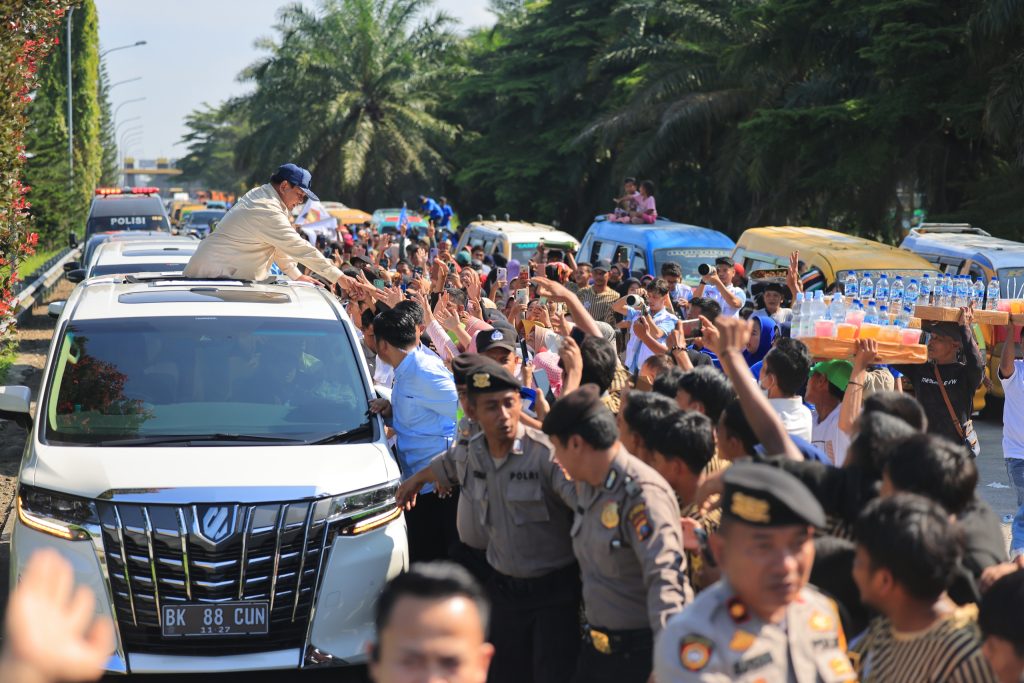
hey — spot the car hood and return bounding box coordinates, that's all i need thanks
[24,442,398,503]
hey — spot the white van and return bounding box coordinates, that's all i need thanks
[455,220,579,264]
[3,275,407,674]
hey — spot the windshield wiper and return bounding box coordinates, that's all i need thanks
[309,423,373,445]
[96,433,309,447]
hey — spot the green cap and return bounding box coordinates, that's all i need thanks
[809,359,853,392]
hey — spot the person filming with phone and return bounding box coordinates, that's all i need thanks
[612,278,679,375]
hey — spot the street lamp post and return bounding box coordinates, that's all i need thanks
[108,76,142,91]
[66,8,73,185]
[100,41,146,59]
[113,97,146,124]
[113,116,141,137]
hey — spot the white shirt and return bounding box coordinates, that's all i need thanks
[184,183,344,283]
[1001,359,1024,459]
[755,307,794,325]
[701,283,746,317]
[811,407,850,467]
[670,283,693,304]
[624,306,678,373]
[768,397,813,443]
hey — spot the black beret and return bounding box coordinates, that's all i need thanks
[477,326,516,353]
[722,462,825,528]
[466,362,522,395]
[542,384,611,435]
[451,353,489,387]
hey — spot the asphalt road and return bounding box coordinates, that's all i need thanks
[971,412,1017,541]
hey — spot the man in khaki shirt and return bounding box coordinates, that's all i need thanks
[542,383,692,683]
[184,163,355,287]
[397,359,581,683]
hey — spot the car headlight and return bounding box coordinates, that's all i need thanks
[17,485,98,541]
[326,480,401,537]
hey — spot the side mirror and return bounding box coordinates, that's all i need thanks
[68,231,78,249]
[0,386,32,430]
[48,301,66,319]
[67,268,86,283]
[63,261,80,272]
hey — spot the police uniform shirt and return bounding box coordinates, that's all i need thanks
[573,448,692,633]
[429,423,577,578]
[451,416,488,550]
[850,605,996,683]
[653,580,856,682]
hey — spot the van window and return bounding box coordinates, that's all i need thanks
[631,250,647,275]
[597,241,618,263]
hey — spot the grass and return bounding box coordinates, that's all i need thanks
[0,247,61,282]
[0,339,16,384]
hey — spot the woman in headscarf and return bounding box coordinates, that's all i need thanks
[744,314,778,367]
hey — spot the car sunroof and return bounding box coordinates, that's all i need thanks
[118,289,292,304]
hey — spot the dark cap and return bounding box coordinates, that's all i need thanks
[482,308,509,325]
[542,384,612,435]
[451,353,489,387]
[923,321,962,342]
[476,327,516,353]
[592,259,612,273]
[722,462,825,528]
[273,163,319,201]
[763,282,786,295]
[351,254,373,268]
[715,256,735,267]
[466,362,522,395]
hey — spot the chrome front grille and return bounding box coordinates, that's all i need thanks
[97,498,334,655]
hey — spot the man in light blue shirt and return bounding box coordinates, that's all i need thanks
[369,306,458,562]
[613,278,679,374]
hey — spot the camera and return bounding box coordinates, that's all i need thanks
[625,294,643,307]
[697,263,713,276]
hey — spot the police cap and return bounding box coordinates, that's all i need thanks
[722,462,826,528]
[451,353,490,387]
[466,362,522,395]
[476,326,516,353]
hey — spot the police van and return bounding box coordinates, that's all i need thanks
[86,187,172,238]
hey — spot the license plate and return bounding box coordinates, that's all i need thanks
[161,601,269,637]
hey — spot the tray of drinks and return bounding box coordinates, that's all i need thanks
[802,336,928,364]
[913,305,1008,325]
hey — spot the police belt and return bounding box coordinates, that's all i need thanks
[490,562,578,597]
[584,625,653,655]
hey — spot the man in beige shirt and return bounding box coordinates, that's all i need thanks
[184,163,355,287]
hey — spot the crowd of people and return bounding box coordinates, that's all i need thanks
[6,164,1024,683]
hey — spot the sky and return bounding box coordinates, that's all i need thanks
[95,0,494,160]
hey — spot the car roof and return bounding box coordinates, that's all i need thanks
[584,218,735,249]
[92,240,198,264]
[464,221,579,243]
[901,230,1024,270]
[88,196,165,217]
[372,208,428,224]
[67,278,342,321]
[184,210,225,219]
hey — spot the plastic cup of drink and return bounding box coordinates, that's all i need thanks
[1013,300,1024,315]
[845,309,865,327]
[859,322,881,340]
[998,299,1013,313]
[878,325,900,343]
[814,320,835,338]
[900,328,922,345]
[836,323,857,340]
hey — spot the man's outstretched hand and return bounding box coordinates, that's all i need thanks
[2,549,114,683]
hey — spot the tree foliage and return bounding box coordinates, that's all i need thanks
[176,101,250,196]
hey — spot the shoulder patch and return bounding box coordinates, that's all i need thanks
[729,629,755,652]
[679,635,712,672]
[627,503,652,541]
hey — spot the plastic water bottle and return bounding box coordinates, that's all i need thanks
[897,304,914,328]
[860,272,874,302]
[829,292,846,322]
[844,272,859,299]
[865,300,879,325]
[987,278,1001,311]
[813,291,827,322]
[941,274,955,307]
[954,275,969,307]
[920,273,932,305]
[875,274,889,306]
[971,278,985,308]
[890,276,905,310]
[905,279,920,309]
[791,292,805,338]
[878,304,890,326]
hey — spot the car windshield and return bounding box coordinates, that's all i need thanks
[998,268,1024,298]
[184,211,224,225]
[44,316,370,445]
[653,248,733,285]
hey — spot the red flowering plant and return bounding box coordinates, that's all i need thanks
[0,1,75,337]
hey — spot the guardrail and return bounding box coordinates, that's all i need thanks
[0,247,80,337]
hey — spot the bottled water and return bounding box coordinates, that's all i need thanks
[865,300,879,325]
[941,274,954,307]
[987,278,1001,311]
[791,292,805,338]
[897,304,914,328]
[878,304,889,325]
[890,276,905,310]
[971,278,985,308]
[954,275,969,307]
[829,292,846,322]
[813,291,827,322]
[875,274,890,306]
[844,272,859,299]
[860,272,874,302]
[919,274,932,305]
[905,279,920,309]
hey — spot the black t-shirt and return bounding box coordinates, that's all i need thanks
[894,324,984,445]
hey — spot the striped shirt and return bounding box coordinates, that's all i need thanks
[851,605,996,683]
[576,285,619,325]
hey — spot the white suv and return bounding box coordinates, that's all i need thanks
[1,275,407,674]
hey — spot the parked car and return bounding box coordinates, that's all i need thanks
[87,188,171,238]
[457,220,579,265]
[4,276,407,674]
[370,208,429,235]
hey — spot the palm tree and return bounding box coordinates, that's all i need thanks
[234,0,461,207]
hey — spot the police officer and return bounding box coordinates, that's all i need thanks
[541,384,692,683]
[653,462,856,682]
[397,361,580,683]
